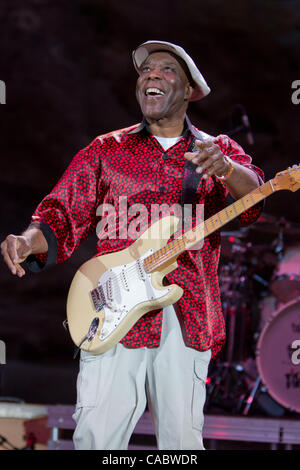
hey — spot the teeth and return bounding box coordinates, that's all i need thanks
[145,88,165,96]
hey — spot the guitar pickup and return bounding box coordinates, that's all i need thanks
[90,285,106,311]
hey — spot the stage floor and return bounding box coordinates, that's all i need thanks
[0,402,300,450]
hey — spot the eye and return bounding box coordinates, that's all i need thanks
[140,66,151,73]
[163,66,176,72]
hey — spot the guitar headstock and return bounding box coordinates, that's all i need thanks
[273,165,300,192]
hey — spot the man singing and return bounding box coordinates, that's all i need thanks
[1,40,264,449]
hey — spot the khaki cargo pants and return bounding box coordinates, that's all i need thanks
[72,305,211,450]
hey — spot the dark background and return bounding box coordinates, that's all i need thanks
[0,0,299,405]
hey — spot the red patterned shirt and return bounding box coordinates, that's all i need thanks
[26,117,264,358]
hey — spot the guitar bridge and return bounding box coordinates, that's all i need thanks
[90,285,106,312]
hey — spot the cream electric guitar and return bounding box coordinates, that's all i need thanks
[66,166,300,356]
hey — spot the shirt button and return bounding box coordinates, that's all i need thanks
[162,153,168,160]
[159,186,165,192]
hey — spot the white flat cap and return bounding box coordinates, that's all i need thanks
[132,40,211,101]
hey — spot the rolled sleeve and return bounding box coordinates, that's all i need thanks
[25,138,103,272]
[25,222,57,272]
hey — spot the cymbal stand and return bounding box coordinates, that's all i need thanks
[242,375,261,416]
[211,241,252,406]
[271,217,287,261]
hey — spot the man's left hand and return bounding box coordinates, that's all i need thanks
[184,138,231,179]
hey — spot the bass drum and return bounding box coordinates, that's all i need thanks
[271,245,300,304]
[256,298,300,413]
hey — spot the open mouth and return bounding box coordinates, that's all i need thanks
[145,87,165,97]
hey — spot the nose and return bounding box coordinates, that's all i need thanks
[147,65,162,80]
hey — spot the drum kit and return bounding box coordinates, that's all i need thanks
[205,213,300,417]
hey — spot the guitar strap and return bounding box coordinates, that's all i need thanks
[180,135,245,230]
[181,136,203,217]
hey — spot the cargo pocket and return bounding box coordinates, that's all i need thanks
[191,357,209,431]
[75,351,102,410]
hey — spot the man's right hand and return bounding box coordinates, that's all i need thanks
[1,227,48,278]
[1,234,32,277]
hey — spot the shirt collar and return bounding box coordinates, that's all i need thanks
[128,115,204,141]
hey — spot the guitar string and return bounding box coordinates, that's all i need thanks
[95,227,208,290]
[98,245,181,290]
[94,192,265,295]
[94,224,218,297]
[98,200,258,290]
[98,198,253,290]
[97,239,200,299]
[95,242,190,300]
[95,207,250,293]
[96,187,268,291]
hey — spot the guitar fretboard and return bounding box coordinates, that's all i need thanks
[143,180,275,273]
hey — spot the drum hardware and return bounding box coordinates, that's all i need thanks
[219,235,267,364]
[204,361,253,415]
[207,235,260,414]
[251,215,300,237]
[220,229,249,260]
[272,232,284,263]
[252,386,286,417]
[255,297,300,413]
[252,274,269,288]
[239,294,300,416]
[256,213,278,224]
[242,375,286,417]
[208,219,300,416]
[270,244,300,304]
[249,215,300,303]
[242,376,261,416]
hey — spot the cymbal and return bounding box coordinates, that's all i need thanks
[220,229,250,258]
[221,228,249,239]
[250,216,300,236]
[256,213,277,224]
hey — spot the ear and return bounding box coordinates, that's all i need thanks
[184,83,194,101]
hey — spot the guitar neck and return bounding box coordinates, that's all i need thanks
[144,179,276,273]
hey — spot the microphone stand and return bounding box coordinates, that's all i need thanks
[226,104,254,144]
